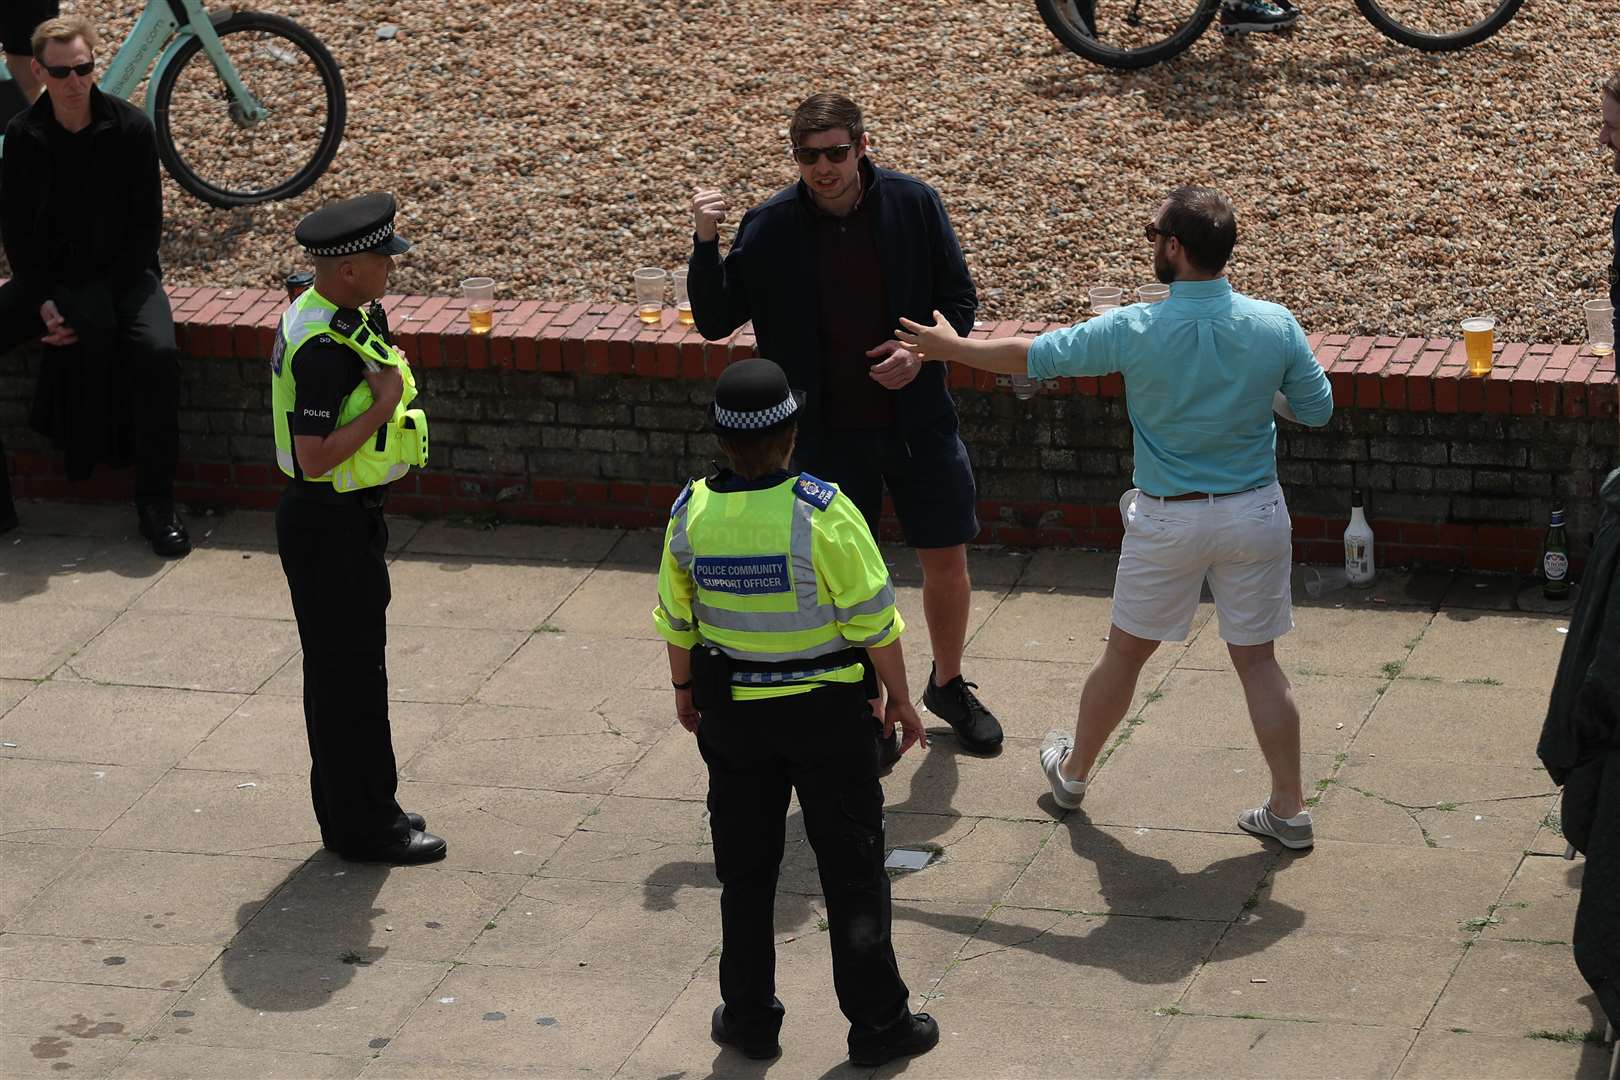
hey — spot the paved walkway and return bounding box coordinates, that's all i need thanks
[0,500,1611,1079]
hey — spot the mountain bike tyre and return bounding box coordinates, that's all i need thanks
[1034,0,1221,69]
[153,11,346,208]
[1352,0,1525,50]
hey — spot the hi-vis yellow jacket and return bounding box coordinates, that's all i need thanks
[270,288,428,492]
[653,471,904,701]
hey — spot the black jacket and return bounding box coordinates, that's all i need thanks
[687,160,975,433]
[1,84,163,308]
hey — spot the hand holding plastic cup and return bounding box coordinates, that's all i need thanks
[633,267,667,325]
[1136,283,1170,304]
[1583,299,1614,356]
[1089,286,1123,314]
[1460,317,1495,377]
[460,277,494,334]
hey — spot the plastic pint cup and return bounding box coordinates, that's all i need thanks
[1460,318,1495,377]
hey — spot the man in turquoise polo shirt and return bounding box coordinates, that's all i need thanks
[897,185,1334,851]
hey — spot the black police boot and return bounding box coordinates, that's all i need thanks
[136,500,191,558]
[343,829,448,865]
[711,1004,781,1060]
[849,1012,939,1067]
[922,663,1004,754]
[405,812,426,831]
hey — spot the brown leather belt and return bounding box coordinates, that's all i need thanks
[1142,485,1265,502]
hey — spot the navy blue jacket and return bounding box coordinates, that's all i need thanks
[687,162,976,433]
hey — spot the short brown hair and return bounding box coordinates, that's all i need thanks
[1160,186,1238,276]
[1604,72,1620,105]
[789,94,864,148]
[717,421,798,481]
[31,15,97,59]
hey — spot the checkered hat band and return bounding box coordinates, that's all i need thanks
[306,221,395,257]
[714,394,797,430]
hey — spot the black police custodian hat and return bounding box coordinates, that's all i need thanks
[710,357,805,434]
[296,192,412,258]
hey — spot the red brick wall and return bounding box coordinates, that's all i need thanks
[2,286,1616,574]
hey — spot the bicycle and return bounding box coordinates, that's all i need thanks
[1035,0,1525,69]
[0,0,346,207]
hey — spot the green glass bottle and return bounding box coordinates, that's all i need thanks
[1542,508,1569,601]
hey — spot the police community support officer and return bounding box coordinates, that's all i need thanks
[272,192,442,864]
[652,358,940,1068]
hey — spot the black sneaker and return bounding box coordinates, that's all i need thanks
[711,1004,780,1060]
[1219,0,1300,31]
[849,1012,939,1067]
[922,664,1003,754]
[877,724,903,777]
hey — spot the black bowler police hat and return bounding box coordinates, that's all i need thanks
[709,357,805,435]
[295,192,413,258]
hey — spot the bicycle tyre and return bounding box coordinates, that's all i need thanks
[153,11,346,208]
[1034,0,1220,70]
[1352,0,1525,51]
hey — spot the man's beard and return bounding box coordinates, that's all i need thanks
[1154,251,1175,285]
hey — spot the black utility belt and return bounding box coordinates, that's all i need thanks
[689,644,875,711]
[286,479,390,509]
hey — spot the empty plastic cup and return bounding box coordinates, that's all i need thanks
[1088,286,1123,313]
[1584,299,1614,357]
[1136,283,1170,304]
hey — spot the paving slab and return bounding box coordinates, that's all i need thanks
[1003,823,1273,921]
[388,781,599,876]
[1016,548,1121,592]
[13,498,144,539]
[964,590,1118,663]
[1130,668,1386,754]
[0,678,32,718]
[66,610,299,694]
[265,625,529,703]
[0,604,119,680]
[881,735,1064,821]
[537,794,714,888]
[473,630,663,712]
[7,848,298,946]
[94,769,321,859]
[111,1042,368,1079]
[0,757,165,840]
[0,681,240,766]
[1428,938,1609,1038]
[1295,567,1453,610]
[880,543,1030,587]
[1395,1028,1614,1079]
[144,951,451,1056]
[383,555,587,631]
[0,1031,137,1079]
[1404,611,1570,689]
[1325,754,1557,852]
[1181,604,1432,678]
[609,721,709,801]
[0,977,177,1077]
[543,566,668,638]
[895,580,1005,668]
[1483,855,1584,945]
[1182,924,1465,1026]
[380,963,685,1074]
[1085,741,1336,834]
[1354,678,1552,767]
[927,653,1177,741]
[599,527,663,568]
[591,685,683,743]
[1145,1015,1415,1078]
[402,521,619,562]
[232,860,523,963]
[0,842,85,931]
[180,697,452,776]
[783,816,1048,907]
[405,703,642,792]
[1,533,171,609]
[197,508,422,552]
[0,934,219,991]
[131,547,295,620]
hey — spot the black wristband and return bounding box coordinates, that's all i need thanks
[672,679,693,690]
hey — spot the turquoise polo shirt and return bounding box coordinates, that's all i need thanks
[1027,278,1334,496]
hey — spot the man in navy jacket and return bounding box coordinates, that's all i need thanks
[687,93,1002,755]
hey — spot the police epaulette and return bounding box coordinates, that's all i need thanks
[669,479,695,518]
[329,306,362,336]
[793,473,837,511]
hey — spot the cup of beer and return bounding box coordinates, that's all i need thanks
[1583,299,1614,357]
[1089,285,1123,314]
[461,277,495,335]
[1460,317,1495,376]
[1136,283,1170,304]
[672,269,693,327]
[634,267,667,325]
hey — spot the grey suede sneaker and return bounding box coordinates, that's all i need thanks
[1238,803,1315,849]
[1039,732,1088,810]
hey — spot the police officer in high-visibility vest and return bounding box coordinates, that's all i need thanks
[273,192,443,864]
[653,357,940,1068]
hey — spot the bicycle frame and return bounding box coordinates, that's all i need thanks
[0,0,265,126]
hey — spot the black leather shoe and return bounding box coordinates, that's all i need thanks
[711,1005,780,1060]
[922,663,1004,754]
[405,812,426,831]
[849,1012,939,1067]
[136,501,191,557]
[343,829,447,865]
[877,725,903,777]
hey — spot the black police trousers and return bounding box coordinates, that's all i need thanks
[276,485,410,855]
[696,683,912,1048]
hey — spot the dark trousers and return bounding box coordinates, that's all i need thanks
[275,486,409,854]
[696,685,912,1047]
[0,272,180,513]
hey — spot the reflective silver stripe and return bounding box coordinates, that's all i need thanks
[693,599,842,634]
[835,584,895,622]
[276,446,296,476]
[281,297,331,346]
[790,497,819,613]
[657,607,692,632]
[712,636,853,663]
[848,618,897,647]
[669,500,694,573]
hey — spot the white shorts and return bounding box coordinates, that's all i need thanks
[1111,482,1294,646]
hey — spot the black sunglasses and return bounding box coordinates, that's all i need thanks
[41,60,94,79]
[1144,222,1179,243]
[790,143,854,166]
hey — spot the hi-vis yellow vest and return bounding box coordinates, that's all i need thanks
[270,288,428,492]
[652,472,904,700]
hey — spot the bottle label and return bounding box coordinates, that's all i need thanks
[1544,552,1569,582]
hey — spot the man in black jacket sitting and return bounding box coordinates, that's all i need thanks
[0,13,187,554]
[687,93,1002,756]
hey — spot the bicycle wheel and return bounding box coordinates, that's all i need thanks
[153,11,346,208]
[1034,0,1221,69]
[1353,0,1524,50]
